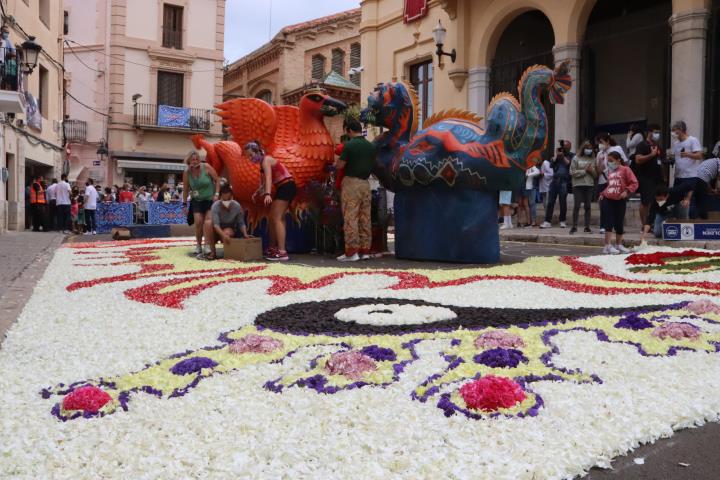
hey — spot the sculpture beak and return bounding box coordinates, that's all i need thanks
[320,96,348,117]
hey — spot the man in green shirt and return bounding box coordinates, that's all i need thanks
[336,119,376,262]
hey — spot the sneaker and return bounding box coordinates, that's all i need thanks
[603,244,620,255]
[62,230,70,234]
[263,246,278,257]
[266,251,289,261]
[540,221,552,229]
[584,227,592,233]
[616,244,631,254]
[83,231,91,236]
[599,228,605,234]
[569,227,577,234]
[92,230,97,235]
[337,253,360,262]
[560,222,567,228]
[499,224,513,230]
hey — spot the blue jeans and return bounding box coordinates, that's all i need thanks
[85,209,96,232]
[544,178,568,223]
[653,213,667,238]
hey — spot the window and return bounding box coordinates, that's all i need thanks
[409,61,433,127]
[311,54,325,82]
[331,49,345,76]
[256,90,272,104]
[39,65,49,118]
[64,11,69,35]
[162,4,183,49]
[350,43,361,86]
[39,0,50,27]
[157,71,184,107]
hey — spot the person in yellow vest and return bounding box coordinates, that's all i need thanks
[29,175,47,231]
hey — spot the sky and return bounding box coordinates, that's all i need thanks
[224,0,361,63]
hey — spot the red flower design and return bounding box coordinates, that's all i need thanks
[459,375,526,411]
[62,385,112,413]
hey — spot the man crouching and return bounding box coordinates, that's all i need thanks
[202,183,251,260]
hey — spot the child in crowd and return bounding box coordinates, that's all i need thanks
[77,193,85,234]
[599,151,638,254]
[70,196,79,234]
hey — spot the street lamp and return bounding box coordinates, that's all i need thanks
[432,20,456,64]
[20,36,42,74]
[96,139,108,162]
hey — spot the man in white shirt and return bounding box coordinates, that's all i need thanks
[670,120,703,217]
[56,173,72,234]
[45,178,58,231]
[84,178,99,235]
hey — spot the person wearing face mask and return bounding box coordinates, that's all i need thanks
[633,125,664,226]
[182,150,220,256]
[569,140,597,234]
[246,140,297,261]
[670,121,703,199]
[203,183,251,260]
[594,133,628,234]
[540,139,574,229]
[640,184,694,244]
[599,151,638,254]
[690,157,720,219]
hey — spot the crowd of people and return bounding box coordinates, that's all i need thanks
[27,175,187,235]
[500,120,720,254]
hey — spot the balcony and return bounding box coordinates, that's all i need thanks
[133,103,213,132]
[63,119,87,143]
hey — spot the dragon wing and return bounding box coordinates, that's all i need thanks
[215,98,277,150]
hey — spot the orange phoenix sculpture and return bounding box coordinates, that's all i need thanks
[191,90,347,224]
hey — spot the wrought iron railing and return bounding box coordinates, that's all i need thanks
[133,103,212,131]
[162,27,182,49]
[63,119,87,143]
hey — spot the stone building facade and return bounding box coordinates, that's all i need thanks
[63,0,225,190]
[360,0,720,156]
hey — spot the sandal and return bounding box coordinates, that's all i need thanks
[205,252,217,261]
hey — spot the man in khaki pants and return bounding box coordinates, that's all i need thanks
[336,119,376,262]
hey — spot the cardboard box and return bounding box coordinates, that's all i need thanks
[662,219,720,241]
[111,227,132,240]
[223,237,263,261]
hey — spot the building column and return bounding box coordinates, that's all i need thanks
[552,43,581,151]
[467,66,491,128]
[670,9,710,144]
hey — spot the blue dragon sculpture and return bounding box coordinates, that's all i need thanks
[361,62,572,263]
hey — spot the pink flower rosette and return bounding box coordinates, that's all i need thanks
[229,334,283,354]
[685,299,720,315]
[325,351,377,380]
[459,375,526,412]
[474,331,526,350]
[652,322,701,341]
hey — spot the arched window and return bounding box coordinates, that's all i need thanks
[256,90,273,104]
[350,43,361,86]
[331,48,345,75]
[311,54,326,82]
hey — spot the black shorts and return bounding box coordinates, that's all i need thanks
[190,199,214,214]
[637,177,658,206]
[275,181,297,202]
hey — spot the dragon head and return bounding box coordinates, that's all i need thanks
[299,90,348,119]
[361,82,419,140]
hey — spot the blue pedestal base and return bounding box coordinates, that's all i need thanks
[394,188,500,264]
[251,215,315,254]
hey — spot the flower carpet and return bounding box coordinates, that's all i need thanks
[1,239,720,479]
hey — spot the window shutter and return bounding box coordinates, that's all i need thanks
[157,71,184,107]
[311,55,325,82]
[350,43,361,86]
[331,49,345,75]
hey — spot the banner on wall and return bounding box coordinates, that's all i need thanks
[403,0,428,23]
[96,202,134,233]
[158,105,190,128]
[147,201,187,225]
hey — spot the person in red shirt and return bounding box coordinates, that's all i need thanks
[599,151,638,254]
[118,184,135,203]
